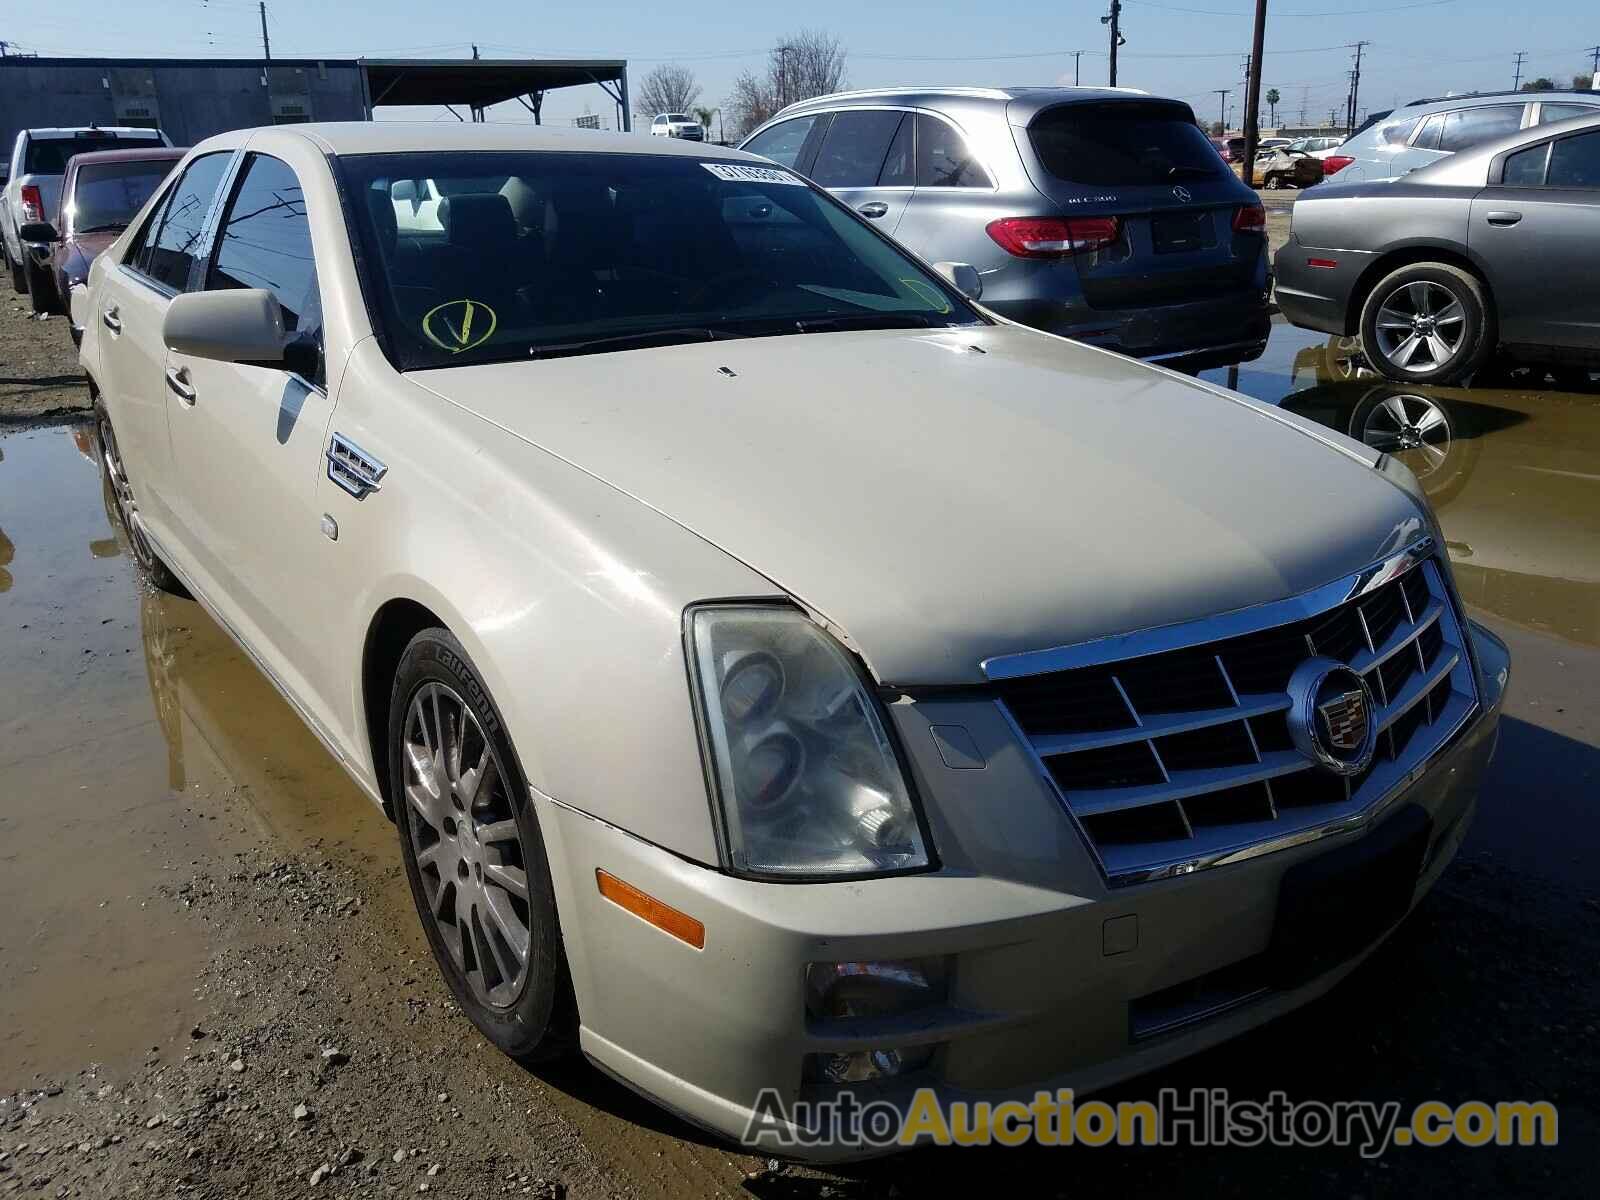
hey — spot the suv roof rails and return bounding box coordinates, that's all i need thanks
[1404,88,1598,107]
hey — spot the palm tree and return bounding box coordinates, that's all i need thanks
[1265,88,1280,128]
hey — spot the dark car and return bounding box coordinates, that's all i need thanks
[21,146,184,340]
[1274,111,1600,384]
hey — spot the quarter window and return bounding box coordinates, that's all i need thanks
[208,154,323,374]
[1537,102,1600,126]
[743,116,821,170]
[1435,105,1524,154]
[1377,117,1420,146]
[810,110,904,188]
[1501,142,1549,186]
[1547,130,1600,187]
[141,152,232,292]
[1413,113,1445,151]
[916,114,991,188]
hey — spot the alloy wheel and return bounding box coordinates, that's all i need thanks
[1359,392,1452,478]
[1372,281,1467,373]
[99,415,157,566]
[401,681,532,1010]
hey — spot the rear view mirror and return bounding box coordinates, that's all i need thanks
[19,222,59,243]
[391,179,417,201]
[163,289,287,365]
[932,261,982,302]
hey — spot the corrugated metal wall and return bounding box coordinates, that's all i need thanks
[0,60,367,159]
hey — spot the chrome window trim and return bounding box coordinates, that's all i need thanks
[982,537,1435,681]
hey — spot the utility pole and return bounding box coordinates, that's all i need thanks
[1071,50,1083,86]
[258,1,270,63]
[1213,88,1230,133]
[1241,0,1268,188]
[776,43,793,108]
[1345,40,1368,134]
[1102,0,1124,87]
[1589,45,1600,86]
[1512,50,1527,90]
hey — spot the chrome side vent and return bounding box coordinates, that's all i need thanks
[326,434,386,499]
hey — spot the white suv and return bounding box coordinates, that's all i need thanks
[649,112,704,140]
[4,125,170,309]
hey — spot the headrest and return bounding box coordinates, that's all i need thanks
[439,193,517,251]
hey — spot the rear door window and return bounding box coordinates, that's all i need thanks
[1027,101,1223,186]
[1436,105,1524,153]
[141,151,232,292]
[810,110,904,188]
[878,114,914,186]
[1538,102,1600,126]
[917,114,991,187]
[1547,130,1600,187]
[1413,113,1446,151]
[1501,142,1549,186]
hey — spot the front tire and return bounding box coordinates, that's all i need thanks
[95,403,184,593]
[1359,263,1493,386]
[389,629,575,1062]
[1265,173,1283,190]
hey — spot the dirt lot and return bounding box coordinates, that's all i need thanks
[3,288,1597,1198]
[0,298,88,425]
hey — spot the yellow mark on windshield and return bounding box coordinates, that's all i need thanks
[900,278,951,314]
[422,299,498,354]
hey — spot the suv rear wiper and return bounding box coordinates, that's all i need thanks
[793,313,934,334]
[1167,165,1218,179]
[527,327,742,360]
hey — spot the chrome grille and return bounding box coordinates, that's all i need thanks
[993,550,1479,885]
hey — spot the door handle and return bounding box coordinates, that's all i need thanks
[101,305,121,333]
[857,201,890,219]
[165,365,196,405]
[1484,211,1522,226]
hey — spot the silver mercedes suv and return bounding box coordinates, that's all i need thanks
[740,86,1272,369]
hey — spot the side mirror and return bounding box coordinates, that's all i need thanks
[932,261,982,302]
[19,221,58,243]
[163,289,288,365]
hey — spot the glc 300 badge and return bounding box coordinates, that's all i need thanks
[1287,657,1377,776]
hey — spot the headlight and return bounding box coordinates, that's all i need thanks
[688,606,931,878]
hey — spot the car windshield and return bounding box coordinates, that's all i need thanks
[338,151,981,369]
[25,135,162,175]
[1028,101,1226,185]
[68,159,174,233]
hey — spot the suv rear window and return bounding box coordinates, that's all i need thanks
[25,134,162,175]
[1028,102,1224,186]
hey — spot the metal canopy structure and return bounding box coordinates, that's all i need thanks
[360,58,631,129]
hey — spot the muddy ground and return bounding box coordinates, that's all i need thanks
[3,276,1598,1198]
[0,298,86,426]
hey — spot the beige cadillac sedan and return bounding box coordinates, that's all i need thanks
[77,123,1508,1157]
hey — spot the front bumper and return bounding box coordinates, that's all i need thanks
[539,623,1507,1161]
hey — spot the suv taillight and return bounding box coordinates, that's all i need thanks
[1232,204,1266,234]
[19,185,43,223]
[1321,155,1354,175]
[986,216,1121,258]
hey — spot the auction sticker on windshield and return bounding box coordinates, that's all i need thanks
[701,163,806,186]
[422,299,497,354]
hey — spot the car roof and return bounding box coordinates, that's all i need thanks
[1411,108,1600,183]
[768,85,1157,123]
[187,121,760,161]
[66,147,186,166]
[1400,89,1596,114]
[23,126,163,138]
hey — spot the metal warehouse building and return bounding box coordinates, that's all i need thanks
[0,56,632,156]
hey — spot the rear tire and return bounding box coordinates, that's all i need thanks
[389,628,576,1064]
[1358,262,1494,386]
[94,402,184,593]
[1265,173,1284,190]
[6,242,24,293]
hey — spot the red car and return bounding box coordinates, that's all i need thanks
[26,146,185,343]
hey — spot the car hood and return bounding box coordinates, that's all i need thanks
[410,325,1426,685]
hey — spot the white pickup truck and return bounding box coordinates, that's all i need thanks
[3,125,169,311]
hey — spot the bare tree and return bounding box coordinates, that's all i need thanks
[637,62,701,117]
[725,29,847,140]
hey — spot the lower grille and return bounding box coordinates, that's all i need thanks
[993,549,1479,885]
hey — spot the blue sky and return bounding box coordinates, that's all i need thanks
[10,0,1599,130]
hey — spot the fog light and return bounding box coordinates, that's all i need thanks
[806,1042,937,1085]
[805,958,947,1022]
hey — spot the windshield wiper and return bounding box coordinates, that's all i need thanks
[526,327,743,360]
[793,313,935,334]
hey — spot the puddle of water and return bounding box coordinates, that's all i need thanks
[1203,323,1600,649]
[0,425,394,1087]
